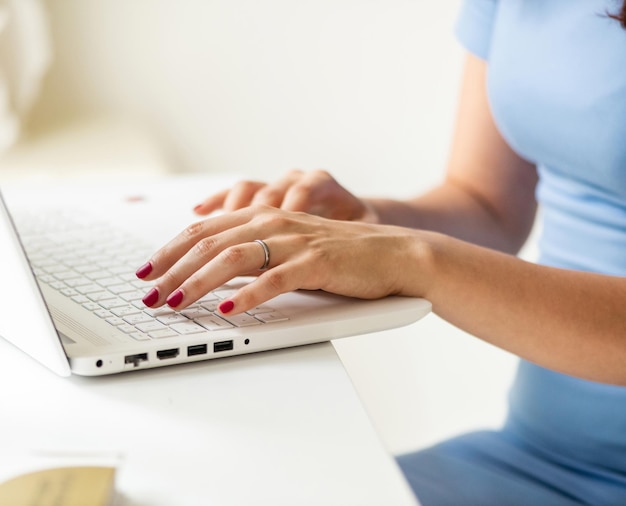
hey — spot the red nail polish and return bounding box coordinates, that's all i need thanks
[166,289,184,308]
[142,287,159,307]
[219,300,234,314]
[136,261,153,279]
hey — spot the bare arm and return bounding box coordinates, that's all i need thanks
[407,231,626,385]
[367,54,538,254]
[369,56,626,384]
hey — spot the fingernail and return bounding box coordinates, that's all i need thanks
[136,261,153,279]
[166,289,184,308]
[193,204,203,213]
[142,287,159,307]
[219,300,234,314]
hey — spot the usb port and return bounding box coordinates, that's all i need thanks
[213,340,234,353]
[124,353,148,367]
[187,344,208,356]
[156,348,180,360]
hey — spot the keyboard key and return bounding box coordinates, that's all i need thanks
[60,287,79,297]
[123,313,154,325]
[94,309,113,319]
[87,291,117,302]
[43,264,71,274]
[95,276,125,287]
[195,315,234,331]
[111,305,142,317]
[140,305,171,316]
[199,301,219,312]
[63,278,91,288]
[105,316,125,326]
[220,313,261,327]
[120,290,146,302]
[108,283,137,295]
[129,332,151,341]
[156,313,190,325]
[255,312,289,323]
[77,283,107,295]
[197,293,219,303]
[135,321,168,333]
[246,305,275,315]
[73,264,101,273]
[38,274,56,284]
[170,322,207,335]
[213,288,238,300]
[180,307,212,319]
[108,265,132,275]
[85,270,113,281]
[99,298,128,310]
[54,271,86,282]
[148,329,179,339]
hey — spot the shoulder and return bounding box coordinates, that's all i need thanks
[454,0,499,60]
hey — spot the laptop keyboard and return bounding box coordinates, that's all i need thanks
[15,209,288,342]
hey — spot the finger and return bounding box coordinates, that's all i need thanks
[136,209,255,282]
[281,169,334,213]
[250,169,304,208]
[158,239,286,311]
[223,181,267,211]
[282,170,366,220]
[216,263,306,316]
[193,189,229,215]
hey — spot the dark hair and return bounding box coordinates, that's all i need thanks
[609,1,626,27]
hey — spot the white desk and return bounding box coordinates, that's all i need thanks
[0,336,418,505]
[0,174,420,504]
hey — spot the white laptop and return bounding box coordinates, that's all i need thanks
[0,176,431,377]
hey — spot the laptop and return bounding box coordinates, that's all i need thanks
[0,176,431,377]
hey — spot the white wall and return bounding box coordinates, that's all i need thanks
[32,1,460,194]
[25,0,518,455]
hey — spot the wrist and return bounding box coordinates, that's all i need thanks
[391,228,441,299]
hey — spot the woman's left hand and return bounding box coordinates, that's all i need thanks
[135,205,429,315]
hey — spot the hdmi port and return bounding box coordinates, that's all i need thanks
[157,348,180,360]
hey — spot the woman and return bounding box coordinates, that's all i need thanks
[136,1,626,503]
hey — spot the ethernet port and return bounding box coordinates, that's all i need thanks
[124,353,148,367]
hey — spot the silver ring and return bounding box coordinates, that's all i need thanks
[254,239,271,271]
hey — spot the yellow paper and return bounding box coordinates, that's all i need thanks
[0,466,116,506]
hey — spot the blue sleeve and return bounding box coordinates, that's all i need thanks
[454,0,498,60]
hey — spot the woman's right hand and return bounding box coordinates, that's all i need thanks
[193,169,380,223]
[136,205,431,315]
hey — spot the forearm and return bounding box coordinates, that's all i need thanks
[412,232,626,385]
[364,55,538,255]
[366,181,534,254]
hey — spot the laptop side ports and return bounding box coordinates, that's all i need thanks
[124,353,148,367]
[156,348,180,360]
[187,344,208,356]
[213,340,234,353]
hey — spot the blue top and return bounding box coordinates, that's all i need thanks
[456,0,626,483]
[457,0,626,274]
[397,3,626,505]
